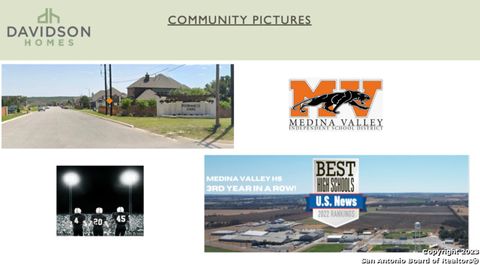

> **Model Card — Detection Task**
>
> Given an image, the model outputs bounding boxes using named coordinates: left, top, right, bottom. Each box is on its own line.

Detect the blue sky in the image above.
left=2, top=64, right=231, bottom=97
left=205, top=156, right=469, bottom=194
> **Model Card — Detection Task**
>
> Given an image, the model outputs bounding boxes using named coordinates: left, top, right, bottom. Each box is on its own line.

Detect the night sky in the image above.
left=57, top=166, right=144, bottom=214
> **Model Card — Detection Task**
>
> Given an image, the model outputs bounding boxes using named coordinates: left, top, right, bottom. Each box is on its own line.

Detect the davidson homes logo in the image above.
left=289, top=79, right=383, bottom=131
left=6, top=8, right=92, bottom=47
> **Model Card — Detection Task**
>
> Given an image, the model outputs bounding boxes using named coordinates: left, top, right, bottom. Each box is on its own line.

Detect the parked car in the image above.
left=38, top=106, right=46, bottom=111
left=8, top=105, right=17, bottom=113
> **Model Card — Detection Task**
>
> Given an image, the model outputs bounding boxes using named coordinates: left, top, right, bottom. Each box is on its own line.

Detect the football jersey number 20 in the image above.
left=94, top=218, right=103, bottom=225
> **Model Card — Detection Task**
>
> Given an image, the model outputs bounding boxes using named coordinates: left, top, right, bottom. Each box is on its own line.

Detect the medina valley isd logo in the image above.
left=6, top=8, right=92, bottom=47
left=289, top=80, right=383, bottom=131
left=305, top=159, right=367, bottom=228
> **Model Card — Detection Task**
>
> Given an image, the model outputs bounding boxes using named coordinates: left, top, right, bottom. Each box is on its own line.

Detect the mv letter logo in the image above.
left=37, top=8, right=60, bottom=24
left=290, top=80, right=382, bottom=117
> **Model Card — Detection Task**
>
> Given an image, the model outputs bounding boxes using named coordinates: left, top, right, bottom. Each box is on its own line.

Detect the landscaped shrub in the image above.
left=219, top=99, right=231, bottom=109
left=121, top=98, right=133, bottom=109
left=135, top=99, right=149, bottom=110
left=119, top=98, right=156, bottom=117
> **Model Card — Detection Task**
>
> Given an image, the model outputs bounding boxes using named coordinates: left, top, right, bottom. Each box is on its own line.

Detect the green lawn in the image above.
left=384, top=231, right=428, bottom=239
left=79, top=109, right=233, bottom=141
left=371, top=244, right=429, bottom=252
left=2, top=112, right=27, bottom=121
left=205, top=246, right=236, bottom=252
left=303, top=244, right=345, bottom=252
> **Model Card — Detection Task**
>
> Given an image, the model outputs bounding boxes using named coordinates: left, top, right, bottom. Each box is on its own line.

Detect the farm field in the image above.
left=450, top=205, right=468, bottom=217
left=383, top=231, right=428, bottom=239
left=303, top=244, right=345, bottom=252
left=336, top=212, right=460, bottom=231
left=205, top=209, right=281, bottom=216
left=205, top=246, right=236, bottom=252
left=371, top=244, right=429, bottom=252
left=297, top=205, right=462, bottom=231
left=205, top=207, right=308, bottom=228
left=373, top=206, right=452, bottom=213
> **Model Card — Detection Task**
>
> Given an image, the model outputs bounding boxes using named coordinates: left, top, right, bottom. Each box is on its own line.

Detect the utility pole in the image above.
left=215, top=64, right=220, bottom=128
left=109, top=64, right=112, bottom=116
left=230, top=64, right=234, bottom=126
left=104, top=64, right=108, bottom=115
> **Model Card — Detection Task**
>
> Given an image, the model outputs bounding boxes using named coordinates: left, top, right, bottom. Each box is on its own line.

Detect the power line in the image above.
left=109, top=64, right=187, bottom=84
left=112, top=77, right=142, bottom=84
left=146, top=65, right=169, bottom=73
left=165, top=64, right=185, bottom=73
left=152, top=67, right=170, bottom=75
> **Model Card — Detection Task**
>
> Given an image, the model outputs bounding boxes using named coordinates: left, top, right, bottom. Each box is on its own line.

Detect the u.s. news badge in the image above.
left=306, top=159, right=367, bottom=228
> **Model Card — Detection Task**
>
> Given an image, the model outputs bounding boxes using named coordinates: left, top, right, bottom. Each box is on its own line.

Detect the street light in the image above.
left=63, top=172, right=80, bottom=214
left=120, top=169, right=139, bottom=214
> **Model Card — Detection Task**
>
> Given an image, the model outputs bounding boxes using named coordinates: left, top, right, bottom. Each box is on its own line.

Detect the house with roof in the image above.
left=91, top=87, right=126, bottom=110
left=127, top=73, right=216, bottom=117
left=127, top=73, right=186, bottom=98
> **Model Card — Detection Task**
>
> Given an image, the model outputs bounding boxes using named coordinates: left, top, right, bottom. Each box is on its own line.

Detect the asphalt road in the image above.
left=2, top=107, right=228, bottom=148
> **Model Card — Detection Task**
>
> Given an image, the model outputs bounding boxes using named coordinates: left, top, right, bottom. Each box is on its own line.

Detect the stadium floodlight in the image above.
left=63, top=172, right=81, bottom=214
left=120, top=169, right=140, bottom=214
left=120, top=170, right=139, bottom=186
left=63, top=172, right=80, bottom=187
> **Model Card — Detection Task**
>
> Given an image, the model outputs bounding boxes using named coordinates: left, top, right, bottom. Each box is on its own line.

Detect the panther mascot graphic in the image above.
left=292, top=90, right=371, bottom=114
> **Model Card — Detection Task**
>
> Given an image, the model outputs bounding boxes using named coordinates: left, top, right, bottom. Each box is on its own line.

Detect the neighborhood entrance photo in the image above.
left=2, top=64, right=234, bottom=148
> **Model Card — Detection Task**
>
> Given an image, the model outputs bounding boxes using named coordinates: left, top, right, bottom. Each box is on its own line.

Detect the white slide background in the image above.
left=0, top=61, right=478, bottom=264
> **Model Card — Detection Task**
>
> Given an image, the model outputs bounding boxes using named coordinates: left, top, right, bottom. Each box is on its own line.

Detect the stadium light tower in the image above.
left=120, top=169, right=139, bottom=214
left=63, top=172, right=80, bottom=214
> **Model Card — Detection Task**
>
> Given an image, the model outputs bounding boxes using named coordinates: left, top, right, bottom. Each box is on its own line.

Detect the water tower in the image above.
left=414, top=221, right=421, bottom=252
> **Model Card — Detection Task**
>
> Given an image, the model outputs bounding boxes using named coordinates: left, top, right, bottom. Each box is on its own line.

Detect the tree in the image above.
left=219, top=98, right=231, bottom=109
left=79, top=96, right=90, bottom=109
left=169, top=87, right=211, bottom=96
left=2, top=96, right=27, bottom=110
left=205, top=75, right=231, bottom=101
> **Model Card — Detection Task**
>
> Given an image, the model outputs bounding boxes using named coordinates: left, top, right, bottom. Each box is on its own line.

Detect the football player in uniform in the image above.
left=112, top=206, right=129, bottom=236
left=70, top=208, right=86, bottom=236
left=90, top=207, right=108, bottom=236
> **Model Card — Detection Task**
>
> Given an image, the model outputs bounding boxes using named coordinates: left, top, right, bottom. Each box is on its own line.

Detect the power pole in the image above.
left=230, top=64, right=234, bottom=126
left=104, top=64, right=108, bottom=115
left=215, top=64, right=220, bottom=128
left=109, top=64, right=112, bottom=116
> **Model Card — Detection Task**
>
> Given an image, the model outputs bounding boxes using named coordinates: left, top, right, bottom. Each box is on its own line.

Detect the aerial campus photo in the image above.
left=57, top=166, right=144, bottom=236
left=1, top=64, right=233, bottom=148
left=204, top=156, right=469, bottom=252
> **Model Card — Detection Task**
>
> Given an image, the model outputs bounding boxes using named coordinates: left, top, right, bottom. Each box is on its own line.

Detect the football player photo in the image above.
left=56, top=166, right=144, bottom=236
